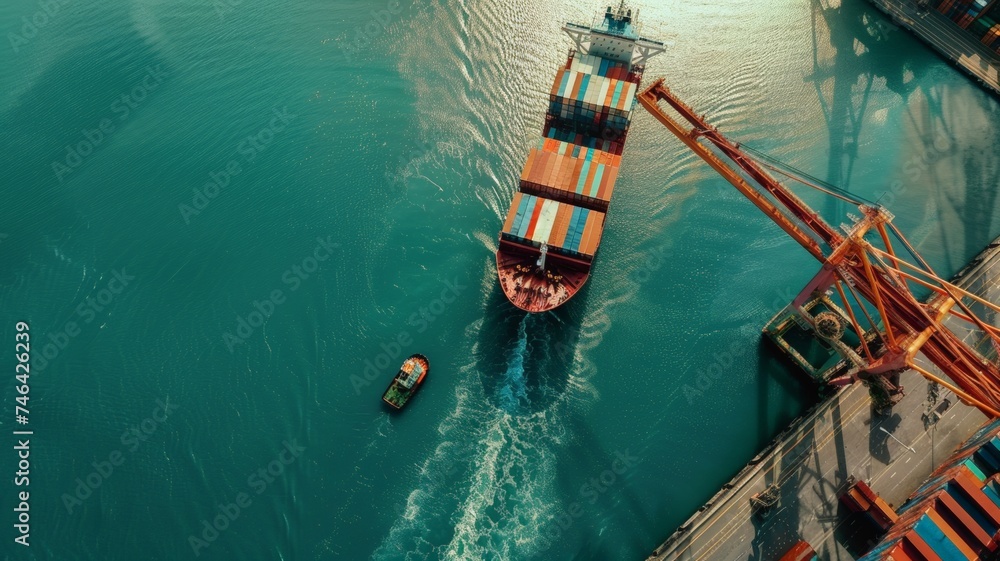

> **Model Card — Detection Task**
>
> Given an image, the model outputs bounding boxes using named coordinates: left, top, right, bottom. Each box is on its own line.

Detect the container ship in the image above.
left=495, top=3, right=665, bottom=312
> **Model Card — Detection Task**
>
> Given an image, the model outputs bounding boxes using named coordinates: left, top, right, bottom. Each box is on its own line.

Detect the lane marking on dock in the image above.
left=656, top=247, right=1000, bottom=560
left=675, top=390, right=874, bottom=561
left=677, top=368, right=983, bottom=561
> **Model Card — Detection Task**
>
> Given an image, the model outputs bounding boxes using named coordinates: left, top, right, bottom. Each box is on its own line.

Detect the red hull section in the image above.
left=496, top=247, right=590, bottom=313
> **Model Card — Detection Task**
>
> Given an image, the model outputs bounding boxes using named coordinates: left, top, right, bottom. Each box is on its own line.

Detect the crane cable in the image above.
left=739, top=143, right=879, bottom=207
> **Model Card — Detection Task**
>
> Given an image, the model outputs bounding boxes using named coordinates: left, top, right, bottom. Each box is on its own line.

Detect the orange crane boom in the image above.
left=638, top=78, right=1000, bottom=417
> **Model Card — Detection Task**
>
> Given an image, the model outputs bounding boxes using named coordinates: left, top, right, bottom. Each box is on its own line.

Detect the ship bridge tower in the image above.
left=563, top=2, right=666, bottom=67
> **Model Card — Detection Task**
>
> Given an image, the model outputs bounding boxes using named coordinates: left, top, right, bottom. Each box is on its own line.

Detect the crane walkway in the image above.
left=647, top=237, right=1000, bottom=561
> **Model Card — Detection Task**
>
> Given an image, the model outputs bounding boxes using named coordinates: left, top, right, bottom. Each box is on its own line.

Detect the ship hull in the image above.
left=496, top=246, right=590, bottom=313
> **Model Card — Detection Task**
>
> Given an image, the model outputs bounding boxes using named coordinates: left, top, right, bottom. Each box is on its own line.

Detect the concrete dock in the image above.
left=648, top=237, right=1000, bottom=561
left=867, top=0, right=1000, bottom=96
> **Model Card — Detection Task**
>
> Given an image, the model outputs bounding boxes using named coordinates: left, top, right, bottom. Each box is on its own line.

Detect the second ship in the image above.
left=495, top=3, right=664, bottom=312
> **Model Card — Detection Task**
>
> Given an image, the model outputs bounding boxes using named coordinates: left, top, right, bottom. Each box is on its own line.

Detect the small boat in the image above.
left=382, top=354, right=429, bottom=410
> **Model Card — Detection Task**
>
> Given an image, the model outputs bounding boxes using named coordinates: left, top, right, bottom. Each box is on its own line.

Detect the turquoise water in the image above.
left=1, top=0, right=998, bottom=559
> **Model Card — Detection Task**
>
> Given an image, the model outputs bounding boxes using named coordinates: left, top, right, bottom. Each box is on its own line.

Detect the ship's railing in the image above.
left=636, top=36, right=666, bottom=47
left=498, top=237, right=594, bottom=268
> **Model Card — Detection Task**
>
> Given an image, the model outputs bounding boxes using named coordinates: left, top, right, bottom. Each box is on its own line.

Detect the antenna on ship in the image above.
left=537, top=243, right=548, bottom=270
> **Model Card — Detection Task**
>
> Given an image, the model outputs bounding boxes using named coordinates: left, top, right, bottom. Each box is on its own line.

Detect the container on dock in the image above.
left=933, top=0, right=1000, bottom=48
left=936, top=0, right=989, bottom=28
left=859, top=418, right=1000, bottom=560
left=840, top=478, right=898, bottom=531
left=981, top=22, right=1000, bottom=52
left=500, top=192, right=605, bottom=262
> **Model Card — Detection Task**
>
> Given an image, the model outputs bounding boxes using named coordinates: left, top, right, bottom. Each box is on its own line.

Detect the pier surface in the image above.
left=867, top=0, right=1000, bottom=96
left=648, top=238, right=1000, bottom=561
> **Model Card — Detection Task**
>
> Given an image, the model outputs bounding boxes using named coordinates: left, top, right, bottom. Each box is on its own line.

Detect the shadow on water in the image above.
left=808, top=0, right=928, bottom=220
left=474, top=278, right=589, bottom=415
left=755, top=336, right=820, bottom=448
left=549, top=420, right=659, bottom=560
left=930, top=92, right=1000, bottom=267
left=0, top=23, right=166, bottom=282
left=817, top=0, right=1000, bottom=273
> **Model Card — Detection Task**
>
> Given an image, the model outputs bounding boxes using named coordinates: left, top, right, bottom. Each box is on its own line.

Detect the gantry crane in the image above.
left=638, top=80, right=1000, bottom=417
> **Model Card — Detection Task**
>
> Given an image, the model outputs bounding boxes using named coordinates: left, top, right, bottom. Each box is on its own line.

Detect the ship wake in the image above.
left=370, top=313, right=597, bottom=561
left=497, top=314, right=531, bottom=412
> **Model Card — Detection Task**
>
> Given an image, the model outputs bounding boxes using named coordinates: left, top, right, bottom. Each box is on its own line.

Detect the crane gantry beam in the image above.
left=638, top=78, right=1000, bottom=417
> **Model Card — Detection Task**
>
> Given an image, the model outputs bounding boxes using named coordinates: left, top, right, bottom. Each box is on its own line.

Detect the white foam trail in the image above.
left=372, top=315, right=581, bottom=560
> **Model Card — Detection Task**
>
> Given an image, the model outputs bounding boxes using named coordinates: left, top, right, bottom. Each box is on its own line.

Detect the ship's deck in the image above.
left=496, top=249, right=589, bottom=313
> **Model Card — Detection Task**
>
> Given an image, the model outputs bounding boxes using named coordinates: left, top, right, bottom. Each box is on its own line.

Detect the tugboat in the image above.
left=382, top=354, right=429, bottom=410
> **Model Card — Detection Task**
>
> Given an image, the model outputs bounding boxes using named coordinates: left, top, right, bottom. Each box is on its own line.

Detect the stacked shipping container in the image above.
left=934, top=0, right=1000, bottom=53
left=518, top=139, right=621, bottom=212
left=501, top=193, right=605, bottom=259
left=983, top=22, right=1000, bottom=50
left=499, top=47, right=641, bottom=266
left=860, top=418, right=1000, bottom=560
left=937, top=0, right=990, bottom=29
left=547, top=67, right=638, bottom=140
left=841, top=480, right=899, bottom=531
left=567, top=52, right=635, bottom=81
